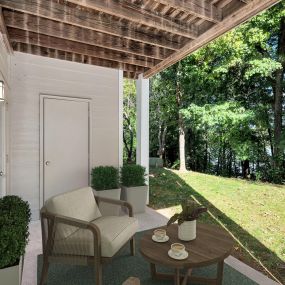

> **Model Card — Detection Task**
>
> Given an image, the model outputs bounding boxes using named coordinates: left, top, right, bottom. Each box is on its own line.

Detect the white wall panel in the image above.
left=9, top=52, right=121, bottom=219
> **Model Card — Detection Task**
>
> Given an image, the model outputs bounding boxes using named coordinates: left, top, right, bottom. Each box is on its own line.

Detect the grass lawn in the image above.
left=149, top=167, right=285, bottom=284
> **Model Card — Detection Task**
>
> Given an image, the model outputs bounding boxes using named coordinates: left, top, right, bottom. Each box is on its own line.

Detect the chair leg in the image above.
left=130, top=237, right=135, bottom=256
left=39, top=255, right=49, bottom=285
left=95, top=260, right=103, bottom=285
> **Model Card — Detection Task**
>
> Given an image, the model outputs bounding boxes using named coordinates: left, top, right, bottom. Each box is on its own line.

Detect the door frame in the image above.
left=40, top=94, right=92, bottom=208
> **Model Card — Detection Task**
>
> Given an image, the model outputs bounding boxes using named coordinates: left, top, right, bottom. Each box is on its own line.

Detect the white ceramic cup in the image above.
left=171, top=243, right=185, bottom=257
left=153, top=229, right=166, bottom=240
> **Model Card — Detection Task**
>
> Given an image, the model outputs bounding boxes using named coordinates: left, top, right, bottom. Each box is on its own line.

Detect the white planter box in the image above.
left=94, top=188, right=121, bottom=216
left=178, top=220, right=196, bottom=241
left=0, top=256, right=23, bottom=285
left=121, top=186, right=148, bottom=214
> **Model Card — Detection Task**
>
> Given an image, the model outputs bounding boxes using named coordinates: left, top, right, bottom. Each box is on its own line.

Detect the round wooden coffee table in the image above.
left=140, top=224, right=234, bottom=285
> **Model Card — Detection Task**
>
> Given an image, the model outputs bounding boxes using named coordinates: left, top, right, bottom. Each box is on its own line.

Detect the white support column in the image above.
left=136, top=74, right=149, bottom=203
left=118, top=69, right=124, bottom=167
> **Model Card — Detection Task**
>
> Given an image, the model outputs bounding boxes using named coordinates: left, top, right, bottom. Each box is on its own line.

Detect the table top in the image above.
left=140, top=223, right=234, bottom=269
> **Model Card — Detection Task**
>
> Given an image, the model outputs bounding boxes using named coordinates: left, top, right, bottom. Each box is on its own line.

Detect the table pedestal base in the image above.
left=150, top=261, right=224, bottom=285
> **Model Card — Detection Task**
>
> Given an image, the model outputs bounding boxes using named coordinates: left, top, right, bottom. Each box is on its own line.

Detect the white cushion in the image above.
left=45, top=187, right=101, bottom=238
left=53, top=216, right=138, bottom=257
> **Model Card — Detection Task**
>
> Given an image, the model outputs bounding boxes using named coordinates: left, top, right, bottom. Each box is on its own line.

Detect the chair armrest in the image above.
left=41, top=210, right=101, bottom=244
left=56, top=214, right=100, bottom=236
left=95, top=196, right=134, bottom=217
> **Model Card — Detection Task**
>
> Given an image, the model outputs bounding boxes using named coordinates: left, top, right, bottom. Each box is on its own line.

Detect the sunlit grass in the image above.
left=149, top=167, right=285, bottom=284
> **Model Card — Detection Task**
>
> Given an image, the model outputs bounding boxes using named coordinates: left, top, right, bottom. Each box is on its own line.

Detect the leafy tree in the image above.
left=150, top=73, right=178, bottom=164
left=149, top=1, right=285, bottom=182
left=123, top=79, right=136, bottom=163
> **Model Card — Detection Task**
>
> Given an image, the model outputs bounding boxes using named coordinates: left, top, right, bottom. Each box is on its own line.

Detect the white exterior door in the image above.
left=0, top=99, right=6, bottom=197
left=42, top=97, right=90, bottom=202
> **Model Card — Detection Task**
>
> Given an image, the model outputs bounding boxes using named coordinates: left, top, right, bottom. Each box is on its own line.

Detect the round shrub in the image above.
left=91, top=166, right=119, bottom=190
left=121, top=164, right=146, bottom=187
left=0, top=195, right=31, bottom=269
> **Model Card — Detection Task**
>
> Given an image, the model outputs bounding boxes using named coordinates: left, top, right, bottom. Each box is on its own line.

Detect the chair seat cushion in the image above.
left=53, top=216, right=138, bottom=258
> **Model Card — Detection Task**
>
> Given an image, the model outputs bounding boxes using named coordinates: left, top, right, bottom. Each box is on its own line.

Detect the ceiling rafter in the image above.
left=0, top=7, right=13, bottom=54
left=3, top=10, right=172, bottom=60
left=66, top=0, right=198, bottom=38
left=12, top=42, right=143, bottom=78
left=0, top=0, right=183, bottom=50
left=153, top=0, right=222, bottom=23
left=8, top=27, right=159, bottom=68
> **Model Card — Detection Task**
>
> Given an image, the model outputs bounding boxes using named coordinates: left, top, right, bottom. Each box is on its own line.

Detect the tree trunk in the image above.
left=204, top=140, right=208, bottom=172
left=267, top=126, right=274, bottom=158
left=123, top=110, right=135, bottom=163
left=176, top=62, right=187, bottom=171
left=272, top=17, right=285, bottom=178
left=158, top=124, right=167, bottom=160
left=242, top=159, right=250, bottom=179
left=228, top=149, right=233, bottom=177
left=179, top=116, right=186, bottom=171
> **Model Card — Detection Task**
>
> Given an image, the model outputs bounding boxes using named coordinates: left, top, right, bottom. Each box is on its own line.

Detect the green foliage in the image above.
left=258, top=167, right=284, bottom=184
left=181, top=102, right=255, bottom=161
left=149, top=2, right=285, bottom=182
left=167, top=200, right=207, bottom=226
left=91, top=166, right=119, bottom=190
left=121, top=164, right=146, bottom=187
left=171, top=159, right=180, bottom=170
left=123, top=79, right=136, bottom=163
left=245, top=58, right=282, bottom=79
left=0, top=196, right=31, bottom=269
left=149, top=74, right=178, bottom=162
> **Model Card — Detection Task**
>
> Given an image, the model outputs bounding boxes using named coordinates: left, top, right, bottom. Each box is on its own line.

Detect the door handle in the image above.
left=0, top=171, right=4, bottom=176
left=45, top=161, right=51, bottom=166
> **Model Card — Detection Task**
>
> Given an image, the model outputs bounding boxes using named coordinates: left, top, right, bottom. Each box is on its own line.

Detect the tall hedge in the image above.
left=0, top=196, right=31, bottom=269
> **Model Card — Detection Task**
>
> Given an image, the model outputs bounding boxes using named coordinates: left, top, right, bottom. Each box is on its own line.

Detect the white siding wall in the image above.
left=9, top=52, right=121, bottom=219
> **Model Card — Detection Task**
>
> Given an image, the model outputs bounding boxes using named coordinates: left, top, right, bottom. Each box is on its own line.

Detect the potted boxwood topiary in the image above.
left=0, top=195, right=31, bottom=285
left=167, top=200, right=207, bottom=241
left=121, top=164, right=147, bottom=213
left=91, top=166, right=121, bottom=216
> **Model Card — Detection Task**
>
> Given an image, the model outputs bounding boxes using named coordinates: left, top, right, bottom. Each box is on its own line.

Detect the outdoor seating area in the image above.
left=20, top=204, right=279, bottom=285
left=0, top=0, right=284, bottom=284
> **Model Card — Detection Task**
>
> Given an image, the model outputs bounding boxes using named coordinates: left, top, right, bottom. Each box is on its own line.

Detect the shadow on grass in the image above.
left=149, top=167, right=284, bottom=284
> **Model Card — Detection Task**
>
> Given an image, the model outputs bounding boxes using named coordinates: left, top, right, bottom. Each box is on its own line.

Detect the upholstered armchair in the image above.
left=40, top=187, right=138, bottom=285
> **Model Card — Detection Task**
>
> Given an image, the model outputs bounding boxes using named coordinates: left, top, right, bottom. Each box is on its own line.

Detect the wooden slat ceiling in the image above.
left=0, top=0, right=281, bottom=79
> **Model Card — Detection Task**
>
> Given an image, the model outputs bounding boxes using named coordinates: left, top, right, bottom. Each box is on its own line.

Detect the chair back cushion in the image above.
left=45, top=187, right=101, bottom=238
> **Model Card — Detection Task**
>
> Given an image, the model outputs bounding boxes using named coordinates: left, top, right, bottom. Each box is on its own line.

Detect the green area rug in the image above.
left=37, top=230, right=257, bottom=285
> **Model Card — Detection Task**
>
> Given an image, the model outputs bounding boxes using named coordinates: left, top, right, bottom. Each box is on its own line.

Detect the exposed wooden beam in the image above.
left=144, top=0, right=281, bottom=78
left=66, top=0, right=198, bottom=38
left=153, top=0, right=222, bottom=23
left=4, top=10, right=173, bottom=60
left=0, top=7, right=13, bottom=53
left=123, top=71, right=139, bottom=80
left=221, top=0, right=247, bottom=18
left=0, top=0, right=182, bottom=50
left=8, top=27, right=159, bottom=68
left=12, top=42, right=145, bottom=77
